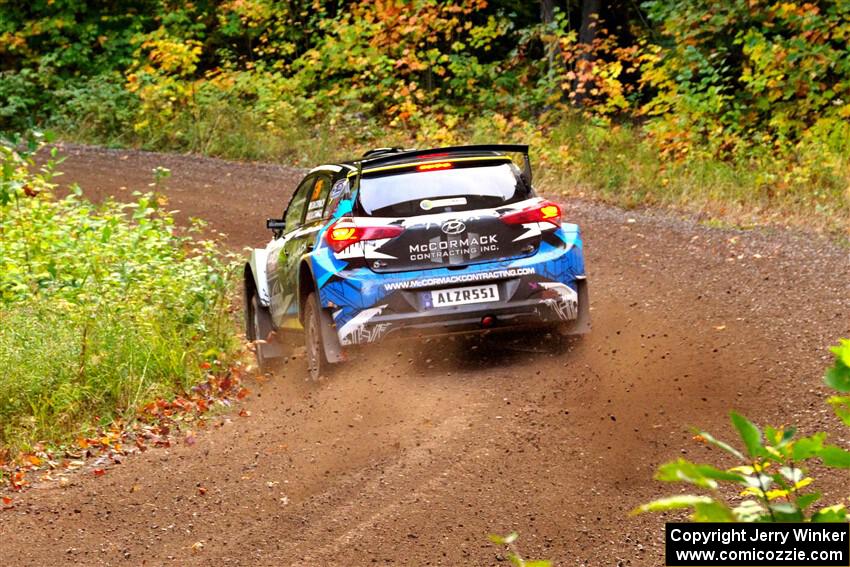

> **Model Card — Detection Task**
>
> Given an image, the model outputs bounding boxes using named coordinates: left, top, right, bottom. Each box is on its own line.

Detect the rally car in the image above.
left=244, top=144, right=589, bottom=379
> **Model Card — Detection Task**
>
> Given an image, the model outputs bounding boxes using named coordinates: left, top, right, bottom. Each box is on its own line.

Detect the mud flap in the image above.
left=260, top=333, right=287, bottom=359
left=318, top=307, right=345, bottom=364
left=560, top=278, right=591, bottom=335
left=246, top=292, right=287, bottom=362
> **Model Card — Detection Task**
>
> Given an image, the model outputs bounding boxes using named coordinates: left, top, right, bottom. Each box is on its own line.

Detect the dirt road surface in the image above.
left=2, top=144, right=849, bottom=566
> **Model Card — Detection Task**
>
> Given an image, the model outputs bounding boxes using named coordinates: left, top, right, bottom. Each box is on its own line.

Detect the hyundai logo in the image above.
left=441, top=220, right=466, bottom=235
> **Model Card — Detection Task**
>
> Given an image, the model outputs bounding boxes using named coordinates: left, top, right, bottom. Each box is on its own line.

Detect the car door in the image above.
left=267, top=174, right=315, bottom=327
left=280, top=172, right=335, bottom=324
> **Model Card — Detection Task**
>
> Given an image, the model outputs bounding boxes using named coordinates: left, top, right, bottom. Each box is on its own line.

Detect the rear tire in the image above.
left=246, top=292, right=277, bottom=371
left=304, top=292, right=330, bottom=381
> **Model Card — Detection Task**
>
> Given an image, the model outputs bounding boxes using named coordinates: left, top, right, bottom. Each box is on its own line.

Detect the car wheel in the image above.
left=304, top=292, right=329, bottom=381
left=246, top=292, right=276, bottom=370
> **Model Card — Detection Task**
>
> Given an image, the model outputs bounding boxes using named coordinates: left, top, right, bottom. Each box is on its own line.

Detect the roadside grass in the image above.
left=49, top=99, right=850, bottom=236
left=0, top=135, right=238, bottom=454
left=532, top=117, right=850, bottom=233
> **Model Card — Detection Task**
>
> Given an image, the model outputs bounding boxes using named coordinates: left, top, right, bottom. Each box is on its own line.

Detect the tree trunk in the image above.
left=540, top=0, right=561, bottom=101
left=540, top=0, right=555, bottom=25
left=574, top=0, right=602, bottom=106
left=579, top=0, right=601, bottom=46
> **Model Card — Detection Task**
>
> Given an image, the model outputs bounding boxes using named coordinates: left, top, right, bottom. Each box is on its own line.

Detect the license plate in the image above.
left=430, top=284, right=499, bottom=308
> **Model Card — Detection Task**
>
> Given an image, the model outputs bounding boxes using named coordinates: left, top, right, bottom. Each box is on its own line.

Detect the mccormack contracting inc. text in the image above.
left=665, top=523, right=849, bottom=566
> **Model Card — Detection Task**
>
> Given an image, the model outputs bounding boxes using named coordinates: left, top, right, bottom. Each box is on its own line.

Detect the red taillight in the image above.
left=501, top=200, right=562, bottom=226
left=417, top=161, right=453, bottom=171
left=325, top=219, right=404, bottom=253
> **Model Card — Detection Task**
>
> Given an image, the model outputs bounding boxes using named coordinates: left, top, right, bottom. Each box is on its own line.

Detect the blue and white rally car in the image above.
left=244, top=145, right=589, bottom=378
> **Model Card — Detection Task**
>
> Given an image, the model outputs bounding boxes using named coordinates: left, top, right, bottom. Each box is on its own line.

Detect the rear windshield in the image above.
left=357, top=162, right=531, bottom=216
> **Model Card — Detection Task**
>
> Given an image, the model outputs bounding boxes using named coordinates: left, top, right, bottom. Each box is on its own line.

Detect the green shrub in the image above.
left=488, top=532, right=552, bottom=567
left=48, top=73, right=140, bottom=146
left=635, top=340, right=850, bottom=523
left=0, top=134, right=236, bottom=451
left=0, top=69, right=45, bottom=132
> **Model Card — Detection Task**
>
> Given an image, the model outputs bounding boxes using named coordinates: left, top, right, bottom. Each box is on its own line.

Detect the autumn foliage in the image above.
left=1, top=1, right=848, bottom=226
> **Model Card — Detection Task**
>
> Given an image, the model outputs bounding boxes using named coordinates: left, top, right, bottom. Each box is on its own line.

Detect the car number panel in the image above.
left=429, top=284, right=499, bottom=308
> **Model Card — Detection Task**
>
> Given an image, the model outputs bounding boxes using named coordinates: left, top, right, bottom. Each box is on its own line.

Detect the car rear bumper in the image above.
left=337, top=277, right=589, bottom=345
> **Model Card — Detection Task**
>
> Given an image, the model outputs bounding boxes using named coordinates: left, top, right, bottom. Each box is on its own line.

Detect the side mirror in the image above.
left=266, top=218, right=286, bottom=231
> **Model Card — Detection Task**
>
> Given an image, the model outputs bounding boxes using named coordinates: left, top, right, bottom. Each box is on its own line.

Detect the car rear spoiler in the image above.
left=355, top=144, right=533, bottom=185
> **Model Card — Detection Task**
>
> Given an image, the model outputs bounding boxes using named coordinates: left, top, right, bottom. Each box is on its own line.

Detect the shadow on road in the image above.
left=337, top=329, right=581, bottom=379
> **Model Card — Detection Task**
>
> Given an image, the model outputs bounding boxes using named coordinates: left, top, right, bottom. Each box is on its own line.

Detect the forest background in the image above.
left=1, top=0, right=849, bottom=231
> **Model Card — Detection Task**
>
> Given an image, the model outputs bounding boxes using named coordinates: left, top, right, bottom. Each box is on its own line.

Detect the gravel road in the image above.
left=1, top=143, right=848, bottom=566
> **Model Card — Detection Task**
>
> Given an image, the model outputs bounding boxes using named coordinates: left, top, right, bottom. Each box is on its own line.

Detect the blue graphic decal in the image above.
left=317, top=233, right=586, bottom=329
left=312, top=247, right=348, bottom=288
left=334, top=199, right=353, bottom=218
left=556, top=224, right=581, bottom=248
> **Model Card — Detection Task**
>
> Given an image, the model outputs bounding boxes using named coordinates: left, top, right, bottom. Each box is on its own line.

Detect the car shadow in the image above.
left=271, top=328, right=583, bottom=384
left=391, top=329, right=581, bottom=375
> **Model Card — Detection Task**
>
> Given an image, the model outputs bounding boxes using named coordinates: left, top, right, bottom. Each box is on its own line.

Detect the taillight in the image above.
left=417, top=161, right=453, bottom=171
left=325, top=219, right=404, bottom=253
left=501, top=200, right=562, bottom=226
